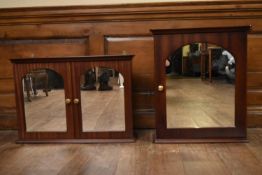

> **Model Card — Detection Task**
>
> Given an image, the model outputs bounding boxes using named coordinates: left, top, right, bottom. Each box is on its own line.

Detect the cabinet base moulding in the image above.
left=16, top=138, right=136, bottom=144
left=154, top=137, right=248, bottom=144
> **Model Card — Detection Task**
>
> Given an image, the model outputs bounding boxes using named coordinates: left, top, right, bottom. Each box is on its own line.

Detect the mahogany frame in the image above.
left=151, top=26, right=251, bottom=143
left=11, top=55, right=134, bottom=143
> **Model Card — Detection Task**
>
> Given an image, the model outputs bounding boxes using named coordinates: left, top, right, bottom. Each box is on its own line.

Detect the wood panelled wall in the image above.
left=0, top=0, right=262, bottom=129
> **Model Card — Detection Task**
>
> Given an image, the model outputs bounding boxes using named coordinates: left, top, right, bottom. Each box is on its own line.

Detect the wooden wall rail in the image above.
left=0, top=1, right=262, bottom=25
left=0, top=0, right=262, bottom=129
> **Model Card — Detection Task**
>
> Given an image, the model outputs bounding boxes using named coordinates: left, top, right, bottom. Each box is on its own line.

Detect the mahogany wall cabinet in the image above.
left=11, top=55, right=134, bottom=143
left=151, top=26, right=250, bottom=143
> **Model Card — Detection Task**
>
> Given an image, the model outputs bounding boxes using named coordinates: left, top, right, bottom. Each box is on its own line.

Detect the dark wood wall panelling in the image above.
left=0, top=38, right=89, bottom=128
left=247, top=34, right=262, bottom=127
left=104, top=36, right=155, bottom=127
left=0, top=0, right=262, bottom=129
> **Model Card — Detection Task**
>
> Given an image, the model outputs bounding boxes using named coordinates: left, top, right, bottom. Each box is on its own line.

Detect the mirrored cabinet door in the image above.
left=22, top=68, right=67, bottom=132
left=166, top=43, right=235, bottom=129
left=13, top=63, right=74, bottom=141
left=151, top=26, right=250, bottom=142
left=79, top=67, right=126, bottom=132
left=72, top=59, right=133, bottom=140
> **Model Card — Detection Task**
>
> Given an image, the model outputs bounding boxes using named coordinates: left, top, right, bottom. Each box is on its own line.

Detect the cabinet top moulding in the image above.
left=10, top=55, right=134, bottom=64
left=151, top=25, right=252, bottom=35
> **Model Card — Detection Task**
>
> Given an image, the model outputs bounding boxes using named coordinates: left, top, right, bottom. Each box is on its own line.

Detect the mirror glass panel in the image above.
left=166, top=43, right=235, bottom=128
left=80, top=67, right=125, bottom=132
left=23, top=68, right=67, bottom=132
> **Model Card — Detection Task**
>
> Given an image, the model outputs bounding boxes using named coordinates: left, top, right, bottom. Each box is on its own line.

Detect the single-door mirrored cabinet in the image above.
left=151, top=26, right=251, bottom=143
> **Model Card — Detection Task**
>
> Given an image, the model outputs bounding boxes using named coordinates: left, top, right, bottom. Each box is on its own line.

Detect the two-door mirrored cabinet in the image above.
left=151, top=26, right=250, bottom=143
left=11, top=55, right=134, bottom=143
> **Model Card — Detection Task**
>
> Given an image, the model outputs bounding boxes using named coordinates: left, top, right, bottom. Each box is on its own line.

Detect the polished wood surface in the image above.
left=0, top=129, right=262, bottom=174
left=166, top=78, right=234, bottom=128
left=0, top=0, right=262, bottom=129
left=152, top=26, right=249, bottom=141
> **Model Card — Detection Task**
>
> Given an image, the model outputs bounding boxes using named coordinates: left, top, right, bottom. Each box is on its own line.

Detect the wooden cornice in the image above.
left=0, top=0, right=262, bottom=25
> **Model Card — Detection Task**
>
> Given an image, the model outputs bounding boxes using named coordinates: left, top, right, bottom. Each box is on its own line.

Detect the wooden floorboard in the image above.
left=0, top=129, right=261, bottom=175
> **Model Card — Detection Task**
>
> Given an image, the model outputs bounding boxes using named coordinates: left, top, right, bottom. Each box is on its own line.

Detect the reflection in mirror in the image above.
left=166, top=43, right=235, bottom=128
left=23, top=69, right=67, bottom=132
left=80, top=67, right=125, bottom=132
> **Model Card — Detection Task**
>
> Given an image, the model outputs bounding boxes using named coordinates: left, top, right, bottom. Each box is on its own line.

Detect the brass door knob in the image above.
left=73, top=98, right=80, bottom=104
left=158, top=85, right=164, bottom=91
left=65, top=98, right=71, bottom=104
